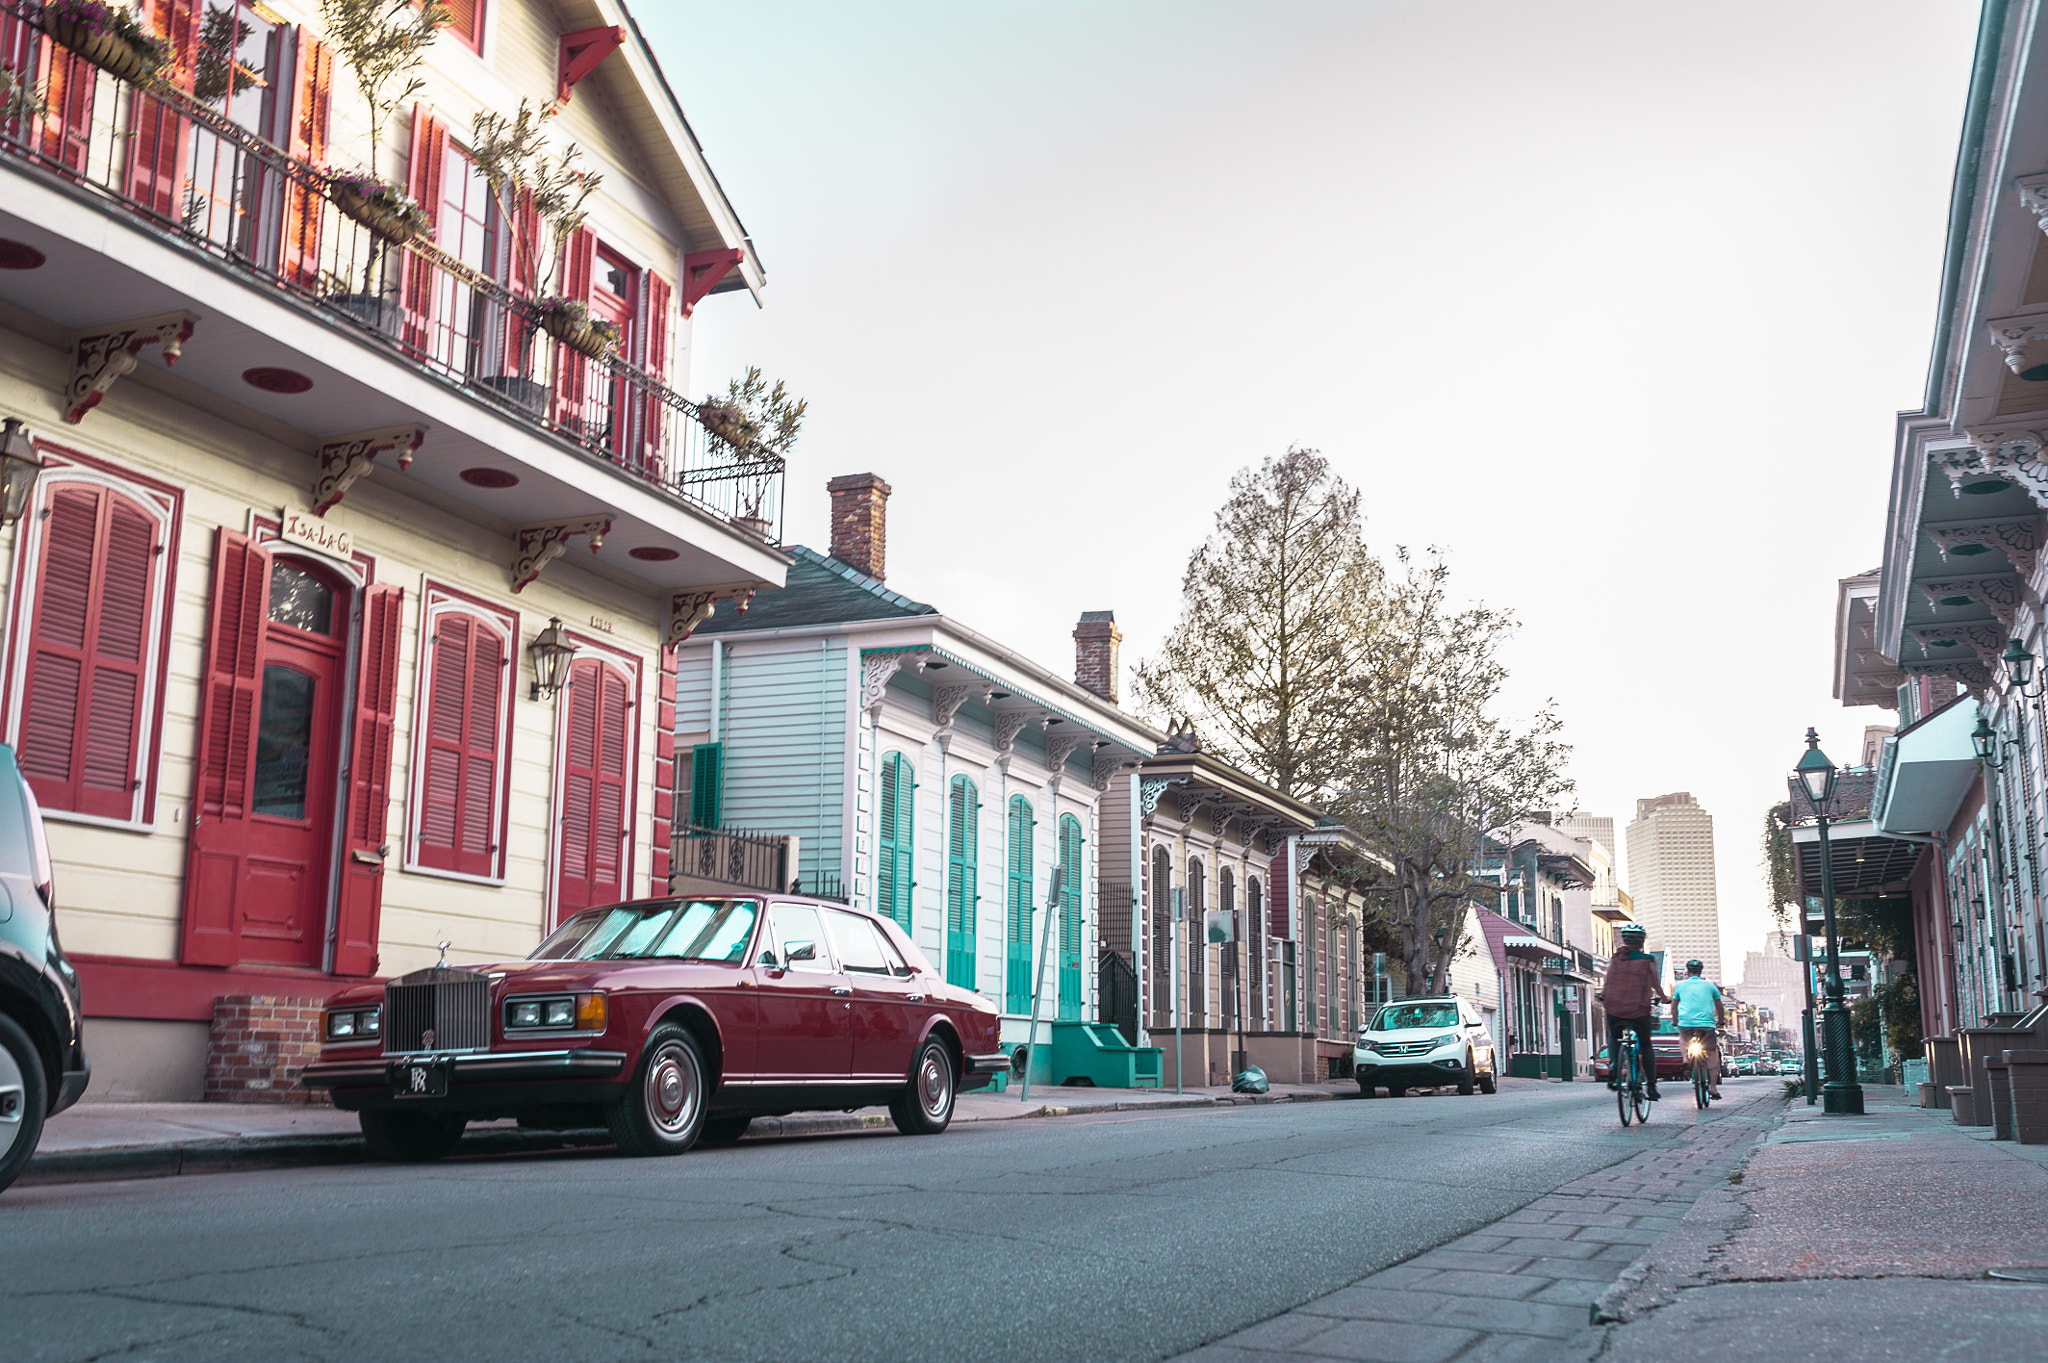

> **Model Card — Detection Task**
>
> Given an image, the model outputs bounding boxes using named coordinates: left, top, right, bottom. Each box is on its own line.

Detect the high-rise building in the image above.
left=1557, top=813, right=1619, bottom=882
left=1625, top=793, right=1723, bottom=985
left=1737, top=932, right=1808, bottom=1035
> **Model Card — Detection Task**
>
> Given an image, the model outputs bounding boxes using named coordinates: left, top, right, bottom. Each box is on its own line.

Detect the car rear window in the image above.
left=527, top=900, right=760, bottom=962
left=1373, top=1003, right=1458, bottom=1031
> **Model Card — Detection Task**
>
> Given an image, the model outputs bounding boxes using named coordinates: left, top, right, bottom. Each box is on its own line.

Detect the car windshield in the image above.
left=529, top=899, right=760, bottom=962
left=1373, top=1003, right=1457, bottom=1031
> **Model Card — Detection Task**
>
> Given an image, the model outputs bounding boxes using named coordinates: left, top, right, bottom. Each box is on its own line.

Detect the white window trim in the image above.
left=402, top=585, right=517, bottom=886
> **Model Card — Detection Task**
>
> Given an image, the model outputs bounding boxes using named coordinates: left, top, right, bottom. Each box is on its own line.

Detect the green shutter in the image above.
left=947, top=777, right=978, bottom=989
left=878, top=753, right=914, bottom=931
left=1006, top=796, right=1034, bottom=1013
left=1057, top=814, right=1084, bottom=1020
left=689, top=742, right=724, bottom=829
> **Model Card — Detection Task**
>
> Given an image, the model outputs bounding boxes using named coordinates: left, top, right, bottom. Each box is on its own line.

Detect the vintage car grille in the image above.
left=383, top=968, right=491, bottom=1054
left=1375, top=1041, right=1436, bottom=1057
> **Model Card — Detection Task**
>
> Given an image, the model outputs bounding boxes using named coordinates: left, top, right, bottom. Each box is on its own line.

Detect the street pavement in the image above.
left=4, top=1076, right=1738, bottom=1362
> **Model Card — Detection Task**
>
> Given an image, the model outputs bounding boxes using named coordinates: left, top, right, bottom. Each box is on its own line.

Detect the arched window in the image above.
left=947, top=776, right=978, bottom=989
left=1187, top=856, right=1206, bottom=1025
left=1005, top=795, right=1035, bottom=1013
left=408, top=586, right=516, bottom=881
left=1150, top=845, right=1173, bottom=1027
left=1057, top=814, right=1084, bottom=1019
left=877, top=752, right=914, bottom=930
left=1219, top=867, right=1237, bottom=1032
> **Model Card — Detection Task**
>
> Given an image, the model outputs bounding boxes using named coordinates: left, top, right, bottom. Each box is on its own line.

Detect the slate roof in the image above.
left=695, top=546, right=937, bottom=634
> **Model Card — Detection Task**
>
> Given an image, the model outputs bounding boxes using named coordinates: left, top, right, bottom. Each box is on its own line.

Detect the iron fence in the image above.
left=670, top=824, right=789, bottom=895
left=0, top=7, right=781, bottom=534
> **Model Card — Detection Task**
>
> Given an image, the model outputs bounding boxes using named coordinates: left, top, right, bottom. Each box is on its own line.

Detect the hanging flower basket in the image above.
left=698, top=400, right=760, bottom=450
left=535, top=297, right=621, bottom=361
left=329, top=171, right=432, bottom=246
left=43, top=3, right=171, bottom=85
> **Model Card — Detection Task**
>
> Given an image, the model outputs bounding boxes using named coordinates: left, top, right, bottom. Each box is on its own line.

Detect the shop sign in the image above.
left=280, top=509, right=353, bottom=562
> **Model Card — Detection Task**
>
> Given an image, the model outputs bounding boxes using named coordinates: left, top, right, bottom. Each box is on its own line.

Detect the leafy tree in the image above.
left=1133, top=448, right=1380, bottom=799
left=467, top=99, right=601, bottom=297
left=320, top=0, right=448, bottom=177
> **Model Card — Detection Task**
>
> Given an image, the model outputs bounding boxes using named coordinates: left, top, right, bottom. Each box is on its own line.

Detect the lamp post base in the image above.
left=1823, top=1082, right=1865, bottom=1115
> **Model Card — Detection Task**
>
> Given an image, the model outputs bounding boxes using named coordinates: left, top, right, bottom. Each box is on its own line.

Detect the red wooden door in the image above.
left=555, top=656, right=633, bottom=918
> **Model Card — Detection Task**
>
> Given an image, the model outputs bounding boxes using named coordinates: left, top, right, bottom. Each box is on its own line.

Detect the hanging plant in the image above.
left=317, top=0, right=448, bottom=178
left=700, top=368, right=806, bottom=460
left=468, top=99, right=602, bottom=298
left=534, top=295, right=620, bottom=360
left=42, top=1, right=172, bottom=85
left=328, top=168, right=434, bottom=244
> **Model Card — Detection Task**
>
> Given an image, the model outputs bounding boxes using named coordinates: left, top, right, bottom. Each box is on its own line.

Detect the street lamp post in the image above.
left=1794, top=728, right=1864, bottom=1115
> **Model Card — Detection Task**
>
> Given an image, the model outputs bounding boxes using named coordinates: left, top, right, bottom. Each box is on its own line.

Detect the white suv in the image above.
left=1355, top=996, right=1498, bottom=1097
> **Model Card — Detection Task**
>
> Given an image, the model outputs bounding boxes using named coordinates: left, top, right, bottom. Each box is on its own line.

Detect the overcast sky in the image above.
left=643, top=1, right=1980, bottom=976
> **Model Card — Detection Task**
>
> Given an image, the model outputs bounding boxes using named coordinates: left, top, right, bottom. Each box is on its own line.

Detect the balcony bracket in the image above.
left=512, top=515, right=613, bottom=594
left=665, top=583, right=760, bottom=646
left=1917, top=572, right=2025, bottom=626
left=682, top=249, right=746, bottom=317
left=1924, top=515, right=2040, bottom=577
left=2017, top=172, right=2048, bottom=239
left=558, top=26, right=625, bottom=104
left=1942, top=428, right=2048, bottom=509
left=65, top=312, right=197, bottom=423
left=311, top=424, right=428, bottom=516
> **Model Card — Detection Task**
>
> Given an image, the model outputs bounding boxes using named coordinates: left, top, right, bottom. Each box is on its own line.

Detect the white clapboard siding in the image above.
left=717, top=637, right=845, bottom=890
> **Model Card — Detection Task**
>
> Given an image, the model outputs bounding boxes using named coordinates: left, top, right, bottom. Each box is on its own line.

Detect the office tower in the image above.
left=1625, top=793, right=1723, bottom=985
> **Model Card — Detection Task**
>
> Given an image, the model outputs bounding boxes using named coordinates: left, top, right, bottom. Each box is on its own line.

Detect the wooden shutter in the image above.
left=550, top=227, right=597, bottom=427
left=281, top=37, right=334, bottom=287
left=560, top=666, right=596, bottom=901
left=1057, top=815, right=1082, bottom=1019
left=688, top=740, right=723, bottom=828
left=15, top=484, right=159, bottom=821
left=877, top=753, right=912, bottom=930
left=417, top=611, right=504, bottom=877
left=401, top=105, right=448, bottom=352
left=636, top=270, right=672, bottom=473
left=179, top=528, right=270, bottom=967
left=38, top=32, right=97, bottom=175
left=121, top=0, right=200, bottom=215
left=592, top=664, right=629, bottom=896
left=1006, top=796, right=1033, bottom=1012
left=333, top=583, right=402, bottom=975
left=558, top=658, right=633, bottom=913
left=946, top=777, right=976, bottom=988
left=443, top=0, right=481, bottom=48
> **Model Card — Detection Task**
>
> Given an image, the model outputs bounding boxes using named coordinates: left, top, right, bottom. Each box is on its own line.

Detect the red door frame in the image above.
left=547, top=630, right=641, bottom=930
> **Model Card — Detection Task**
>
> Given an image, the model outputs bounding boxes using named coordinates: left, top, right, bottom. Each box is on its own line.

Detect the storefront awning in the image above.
left=1789, top=817, right=1925, bottom=898
left=1871, top=694, right=1979, bottom=835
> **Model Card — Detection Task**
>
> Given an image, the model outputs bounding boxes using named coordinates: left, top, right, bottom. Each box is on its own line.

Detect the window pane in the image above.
left=770, top=902, right=832, bottom=971
left=530, top=910, right=604, bottom=959
left=605, top=904, right=681, bottom=958
left=268, top=561, right=333, bottom=634
left=827, top=910, right=893, bottom=975
left=682, top=900, right=760, bottom=963
left=252, top=664, right=314, bottom=817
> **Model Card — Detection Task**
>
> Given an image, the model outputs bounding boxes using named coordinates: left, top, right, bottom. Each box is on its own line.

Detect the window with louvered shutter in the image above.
left=407, top=590, right=515, bottom=881
left=877, top=752, right=913, bottom=930
left=1005, top=795, right=1034, bottom=1013
left=946, top=775, right=977, bottom=989
left=11, top=477, right=172, bottom=823
left=443, top=0, right=483, bottom=49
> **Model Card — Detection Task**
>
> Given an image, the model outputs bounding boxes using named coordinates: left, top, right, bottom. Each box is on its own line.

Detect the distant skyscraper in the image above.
left=1558, top=813, right=1619, bottom=883
left=1737, top=932, right=1808, bottom=1034
left=1625, top=793, right=1723, bottom=985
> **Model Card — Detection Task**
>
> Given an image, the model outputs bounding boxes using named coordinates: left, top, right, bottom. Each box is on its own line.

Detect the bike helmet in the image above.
left=1686, top=958, right=1704, bottom=973
left=1620, top=924, right=1646, bottom=944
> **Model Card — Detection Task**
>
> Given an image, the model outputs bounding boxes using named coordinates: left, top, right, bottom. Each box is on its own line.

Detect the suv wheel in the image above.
left=1478, top=1066, right=1498, bottom=1095
left=0, top=1013, right=49, bottom=1194
left=1457, top=1054, right=1477, bottom=1096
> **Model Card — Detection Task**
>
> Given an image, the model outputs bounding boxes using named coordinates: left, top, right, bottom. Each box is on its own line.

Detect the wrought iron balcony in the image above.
left=0, top=6, right=781, bottom=536
left=670, top=824, right=795, bottom=896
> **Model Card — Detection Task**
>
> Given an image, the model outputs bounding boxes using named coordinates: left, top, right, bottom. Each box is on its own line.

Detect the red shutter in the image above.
left=401, top=105, right=448, bottom=354
left=559, top=663, right=596, bottom=905
left=122, top=0, right=199, bottom=216
left=16, top=485, right=160, bottom=822
left=637, top=270, right=672, bottom=474
left=549, top=228, right=597, bottom=428
left=444, top=0, right=481, bottom=49
left=334, top=582, right=402, bottom=975
left=281, top=37, right=334, bottom=287
left=463, top=623, right=504, bottom=874
left=593, top=665, right=629, bottom=893
left=180, top=528, right=270, bottom=967
left=417, top=611, right=504, bottom=878
left=38, top=35, right=97, bottom=175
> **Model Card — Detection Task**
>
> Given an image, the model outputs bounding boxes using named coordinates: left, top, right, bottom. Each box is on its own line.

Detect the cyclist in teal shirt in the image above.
left=1670, top=960, right=1725, bottom=1100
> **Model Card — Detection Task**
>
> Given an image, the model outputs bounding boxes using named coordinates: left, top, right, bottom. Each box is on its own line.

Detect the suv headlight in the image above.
left=1357, top=1039, right=1380, bottom=1053
left=1429, top=1032, right=1462, bottom=1050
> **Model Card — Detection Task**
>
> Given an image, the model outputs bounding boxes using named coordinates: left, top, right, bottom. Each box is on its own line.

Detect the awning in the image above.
left=1871, top=694, right=1980, bottom=835
left=1789, top=817, right=1925, bottom=898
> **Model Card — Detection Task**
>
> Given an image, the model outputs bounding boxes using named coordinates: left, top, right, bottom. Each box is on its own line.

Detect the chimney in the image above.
left=827, top=473, right=891, bottom=581
left=1074, top=610, right=1121, bottom=705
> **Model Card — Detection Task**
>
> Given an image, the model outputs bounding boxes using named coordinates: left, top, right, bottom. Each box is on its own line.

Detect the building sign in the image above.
left=588, top=614, right=615, bottom=634
left=280, top=510, right=353, bottom=562
left=1205, top=908, right=1235, bottom=944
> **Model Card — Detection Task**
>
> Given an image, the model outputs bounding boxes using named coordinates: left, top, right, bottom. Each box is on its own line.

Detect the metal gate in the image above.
left=1099, top=949, right=1139, bottom=1045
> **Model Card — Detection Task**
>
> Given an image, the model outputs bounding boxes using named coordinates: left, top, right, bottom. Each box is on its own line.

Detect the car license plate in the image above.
left=393, top=1059, right=449, bottom=1100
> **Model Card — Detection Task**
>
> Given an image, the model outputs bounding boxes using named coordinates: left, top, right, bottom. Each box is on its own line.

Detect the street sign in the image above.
left=1205, top=909, right=1234, bottom=944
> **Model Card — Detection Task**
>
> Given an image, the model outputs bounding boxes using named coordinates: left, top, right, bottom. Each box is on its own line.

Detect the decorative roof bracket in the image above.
left=1917, top=572, right=2025, bottom=626
left=1987, top=311, right=2048, bottom=376
left=511, top=515, right=612, bottom=593
left=1908, top=621, right=2008, bottom=665
left=1939, top=430, right=2048, bottom=509
left=1139, top=775, right=1190, bottom=819
left=311, top=424, right=426, bottom=516
left=1924, top=515, right=2040, bottom=578
left=65, top=312, right=197, bottom=423
left=665, top=583, right=760, bottom=646
left=682, top=249, right=746, bottom=317
left=2016, top=172, right=2048, bottom=238
left=557, top=26, right=625, bottom=103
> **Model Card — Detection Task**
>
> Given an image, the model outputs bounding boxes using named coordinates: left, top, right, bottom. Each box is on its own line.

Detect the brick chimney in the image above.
left=827, top=473, right=891, bottom=581
left=1074, top=611, right=1121, bottom=705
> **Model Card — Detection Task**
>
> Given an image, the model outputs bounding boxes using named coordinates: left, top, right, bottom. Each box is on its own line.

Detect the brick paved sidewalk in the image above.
left=1176, top=1088, right=1785, bottom=1362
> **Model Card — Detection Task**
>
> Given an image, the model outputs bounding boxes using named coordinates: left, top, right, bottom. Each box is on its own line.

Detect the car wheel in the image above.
left=698, top=1116, right=752, bottom=1146
left=1478, top=1068, right=1498, bottom=1095
left=0, top=1012, right=49, bottom=1194
left=607, top=1024, right=709, bottom=1156
left=1458, top=1054, right=1477, bottom=1095
left=359, top=1109, right=466, bottom=1162
left=1356, top=1080, right=1376, bottom=1098
left=1387, top=1085, right=1407, bottom=1097
left=889, top=1037, right=956, bottom=1135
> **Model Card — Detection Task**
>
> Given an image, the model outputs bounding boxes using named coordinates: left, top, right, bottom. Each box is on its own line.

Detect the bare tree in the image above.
left=1133, top=448, right=1380, bottom=799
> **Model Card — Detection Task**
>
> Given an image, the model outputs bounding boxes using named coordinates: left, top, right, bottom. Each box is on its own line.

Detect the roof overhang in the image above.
left=1870, top=694, right=1981, bottom=835
left=1134, top=753, right=1321, bottom=836
left=1788, top=817, right=1926, bottom=899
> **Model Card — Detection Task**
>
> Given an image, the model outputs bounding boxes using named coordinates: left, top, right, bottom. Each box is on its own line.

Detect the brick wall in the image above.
left=205, top=995, right=329, bottom=1104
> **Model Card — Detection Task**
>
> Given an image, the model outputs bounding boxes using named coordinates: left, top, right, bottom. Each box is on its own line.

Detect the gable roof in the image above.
left=696, top=546, right=936, bottom=633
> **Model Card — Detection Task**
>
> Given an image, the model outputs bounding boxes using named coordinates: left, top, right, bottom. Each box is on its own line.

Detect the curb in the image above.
left=22, top=1087, right=1346, bottom=1186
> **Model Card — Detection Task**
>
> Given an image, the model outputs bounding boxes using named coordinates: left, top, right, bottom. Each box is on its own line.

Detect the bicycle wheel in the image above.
left=1633, top=1065, right=1653, bottom=1124
left=1694, top=1056, right=1711, bottom=1109
left=1617, top=1043, right=1634, bottom=1127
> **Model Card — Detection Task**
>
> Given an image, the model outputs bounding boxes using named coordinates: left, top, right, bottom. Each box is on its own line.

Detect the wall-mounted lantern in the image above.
left=529, top=617, right=578, bottom=701
left=0, top=418, right=44, bottom=526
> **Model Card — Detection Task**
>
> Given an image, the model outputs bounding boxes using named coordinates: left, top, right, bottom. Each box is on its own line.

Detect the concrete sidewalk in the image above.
left=22, top=1074, right=1361, bottom=1186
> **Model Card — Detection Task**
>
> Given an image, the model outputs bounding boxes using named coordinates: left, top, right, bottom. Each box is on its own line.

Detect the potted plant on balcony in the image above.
left=42, top=1, right=172, bottom=85
left=700, top=368, right=805, bottom=538
left=319, top=0, right=447, bottom=185
left=468, top=100, right=604, bottom=357
left=327, top=168, right=432, bottom=246
left=535, top=296, right=622, bottom=360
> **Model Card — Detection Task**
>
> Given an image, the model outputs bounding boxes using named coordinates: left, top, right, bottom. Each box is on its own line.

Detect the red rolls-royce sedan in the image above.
left=302, top=894, right=1005, bottom=1161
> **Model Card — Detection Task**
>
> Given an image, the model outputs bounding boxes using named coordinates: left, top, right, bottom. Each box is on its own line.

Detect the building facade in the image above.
left=1625, top=793, right=1724, bottom=986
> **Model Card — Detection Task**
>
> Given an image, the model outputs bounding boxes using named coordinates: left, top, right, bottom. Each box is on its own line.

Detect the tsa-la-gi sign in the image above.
left=281, top=510, right=353, bottom=561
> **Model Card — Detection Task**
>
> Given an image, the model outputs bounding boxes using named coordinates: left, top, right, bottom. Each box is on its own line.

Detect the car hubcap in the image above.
left=0, top=1043, right=24, bottom=1162
left=645, top=1042, right=700, bottom=1137
left=919, top=1048, right=951, bottom=1119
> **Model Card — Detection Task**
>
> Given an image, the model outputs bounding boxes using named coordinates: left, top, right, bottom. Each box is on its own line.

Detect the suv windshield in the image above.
left=1373, top=1003, right=1458, bottom=1031
left=530, top=899, right=760, bottom=963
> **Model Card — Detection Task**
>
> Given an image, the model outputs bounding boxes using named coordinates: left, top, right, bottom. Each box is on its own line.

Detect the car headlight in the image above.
left=544, top=998, right=575, bottom=1027
left=505, top=993, right=606, bottom=1033
left=509, top=1000, right=544, bottom=1029
left=1430, top=1032, right=1462, bottom=1050
left=1357, top=1039, right=1380, bottom=1053
left=325, top=1007, right=380, bottom=1041
left=361, top=1008, right=380, bottom=1036
left=326, top=1010, right=354, bottom=1039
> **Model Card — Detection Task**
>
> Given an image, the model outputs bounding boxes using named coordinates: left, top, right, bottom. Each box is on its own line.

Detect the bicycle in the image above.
left=1688, top=1034, right=1712, bottom=1110
left=1615, top=1030, right=1653, bottom=1127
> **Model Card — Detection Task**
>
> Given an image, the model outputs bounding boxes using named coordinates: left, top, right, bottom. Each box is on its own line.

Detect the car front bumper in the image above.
left=1355, top=1052, right=1471, bottom=1087
left=302, top=1048, right=630, bottom=1110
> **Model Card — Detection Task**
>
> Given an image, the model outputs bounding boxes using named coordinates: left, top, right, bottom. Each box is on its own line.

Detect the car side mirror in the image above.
left=784, top=940, right=817, bottom=964
left=757, top=949, right=779, bottom=968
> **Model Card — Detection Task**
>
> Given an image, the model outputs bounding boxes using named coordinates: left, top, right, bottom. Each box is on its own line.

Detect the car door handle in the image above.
left=905, top=993, right=924, bottom=1003
left=830, top=986, right=852, bottom=996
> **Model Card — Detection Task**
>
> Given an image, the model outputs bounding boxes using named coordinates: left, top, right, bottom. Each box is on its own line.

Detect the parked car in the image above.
left=0, top=744, right=89, bottom=1194
left=303, top=895, right=1005, bottom=1160
left=1355, top=996, right=1497, bottom=1097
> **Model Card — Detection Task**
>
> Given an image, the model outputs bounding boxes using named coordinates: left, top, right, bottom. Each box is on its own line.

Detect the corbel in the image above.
left=557, top=25, right=625, bottom=103
left=664, top=582, right=760, bottom=646
left=1942, top=428, right=2048, bottom=510
left=861, top=652, right=912, bottom=716
left=1139, top=775, right=1191, bottom=819
left=1924, top=515, right=2040, bottom=578
left=681, top=248, right=746, bottom=317
left=2016, top=172, right=2048, bottom=239
left=310, top=424, right=427, bottom=516
left=1917, top=572, right=2025, bottom=626
left=1987, top=311, right=2048, bottom=378
left=511, top=514, right=612, bottom=593
left=65, top=312, right=197, bottom=423
left=991, top=708, right=1045, bottom=773
left=1908, top=621, right=2008, bottom=665
left=1090, top=751, right=1138, bottom=793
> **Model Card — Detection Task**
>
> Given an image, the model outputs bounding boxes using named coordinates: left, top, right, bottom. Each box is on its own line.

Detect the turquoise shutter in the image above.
left=688, top=742, right=724, bottom=829
left=877, top=753, right=914, bottom=930
left=947, top=777, right=978, bottom=988
left=1006, top=796, right=1034, bottom=1013
left=1057, top=814, right=1084, bottom=1019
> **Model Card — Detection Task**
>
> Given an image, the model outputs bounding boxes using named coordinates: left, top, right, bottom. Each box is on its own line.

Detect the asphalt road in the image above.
left=2, top=1082, right=1718, bottom=1362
